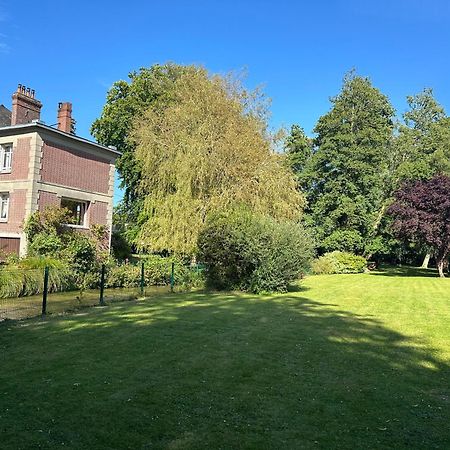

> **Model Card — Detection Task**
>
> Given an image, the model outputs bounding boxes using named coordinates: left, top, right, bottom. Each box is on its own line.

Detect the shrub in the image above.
left=111, top=231, right=132, bottom=261
left=197, top=209, right=314, bottom=293
left=311, top=256, right=336, bottom=275
left=105, top=255, right=203, bottom=290
left=25, top=206, right=109, bottom=292
left=312, top=251, right=367, bottom=275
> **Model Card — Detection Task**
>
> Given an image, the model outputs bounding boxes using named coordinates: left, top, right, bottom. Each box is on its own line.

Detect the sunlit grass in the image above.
left=0, top=267, right=449, bottom=449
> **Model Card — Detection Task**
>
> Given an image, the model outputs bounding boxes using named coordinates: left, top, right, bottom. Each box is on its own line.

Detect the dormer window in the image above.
left=0, top=144, right=12, bottom=172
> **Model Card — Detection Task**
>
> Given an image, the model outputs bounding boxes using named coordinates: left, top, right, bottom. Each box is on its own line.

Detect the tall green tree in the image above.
left=91, top=63, right=200, bottom=238
left=133, top=68, right=304, bottom=255
left=393, top=89, right=450, bottom=266
left=285, top=124, right=313, bottom=178
left=304, top=72, right=395, bottom=254
left=394, top=88, right=450, bottom=184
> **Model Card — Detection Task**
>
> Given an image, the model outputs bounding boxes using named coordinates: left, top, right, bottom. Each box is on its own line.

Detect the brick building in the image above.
left=0, top=85, right=120, bottom=256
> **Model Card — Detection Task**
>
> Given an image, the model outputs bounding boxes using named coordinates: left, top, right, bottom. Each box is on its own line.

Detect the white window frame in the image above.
left=0, top=193, right=9, bottom=222
left=61, top=198, right=89, bottom=228
left=0, top=144, right=12, bottom=173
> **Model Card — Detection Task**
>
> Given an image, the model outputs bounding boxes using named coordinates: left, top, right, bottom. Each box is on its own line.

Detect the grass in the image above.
left=0, top=286, right=168, bottom=321
left=0, top=267, right=449, bottom=449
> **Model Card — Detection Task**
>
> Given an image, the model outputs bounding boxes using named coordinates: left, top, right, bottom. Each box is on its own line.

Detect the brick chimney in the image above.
left=11, top=84, right=42, bottom=125
left=57, top=102, right=73, bottom=134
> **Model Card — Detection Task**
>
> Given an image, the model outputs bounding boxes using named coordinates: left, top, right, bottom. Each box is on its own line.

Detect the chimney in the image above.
left=57, top=102, right=73, bottom=134
left=11, top=84, right=42, bottom=125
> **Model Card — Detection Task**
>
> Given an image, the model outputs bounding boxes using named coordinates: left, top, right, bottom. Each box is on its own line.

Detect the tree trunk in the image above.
left=437, top=257, right=446, bottom=278
left=421, top=253, right=431, bottom=269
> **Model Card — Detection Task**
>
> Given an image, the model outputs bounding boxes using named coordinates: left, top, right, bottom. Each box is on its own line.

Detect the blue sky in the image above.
left=1, top=0, right=449, bottom=204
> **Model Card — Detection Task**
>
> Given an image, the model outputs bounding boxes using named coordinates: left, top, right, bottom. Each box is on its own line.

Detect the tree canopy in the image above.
left=133, top=68, right=304, bottom=255
left=299, top=72, right=395, bottom=254
left=388, top=175, right=450, bottom=277
left=91, top=64, right=200, bottom=239
left=394, top=88, right=450, bottom=184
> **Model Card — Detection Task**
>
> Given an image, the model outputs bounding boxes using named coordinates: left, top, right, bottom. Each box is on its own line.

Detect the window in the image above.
left=0, top=144, right=12, bottom=172
left=61, top=198, right=88, bottom=227
left=0, top=193, right=9, bottom=222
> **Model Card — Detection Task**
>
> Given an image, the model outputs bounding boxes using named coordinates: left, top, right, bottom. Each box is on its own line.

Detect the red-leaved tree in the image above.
left=388, top=175, right=450, bottom=278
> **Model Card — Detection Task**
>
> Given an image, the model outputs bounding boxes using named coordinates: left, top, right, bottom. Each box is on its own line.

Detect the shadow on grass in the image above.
left=369, top=266, right=439, bottom=278
left=0, top=291, right=449, bottom=449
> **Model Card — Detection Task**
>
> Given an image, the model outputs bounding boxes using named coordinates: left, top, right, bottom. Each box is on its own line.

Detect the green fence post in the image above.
left=99, top=264, right=106, bottom=306
left=140, top=262, right=145, bottom=296
left=170, top=262, right=175, bottom=292
left=42, top=266, right=49, bottom=316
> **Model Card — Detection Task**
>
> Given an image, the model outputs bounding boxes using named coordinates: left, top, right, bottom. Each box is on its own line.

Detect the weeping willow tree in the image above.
left=133, top=68, right=304, bottom=255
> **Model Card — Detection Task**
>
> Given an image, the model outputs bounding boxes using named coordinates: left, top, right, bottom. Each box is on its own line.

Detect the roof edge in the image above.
left=0, top=122, right=121, bottom=157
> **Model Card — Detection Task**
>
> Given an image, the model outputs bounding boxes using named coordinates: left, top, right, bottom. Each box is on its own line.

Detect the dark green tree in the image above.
left=285, top=124, right=313, bottom=180
left=394, top=88, right=450, bottom=184
left=304, top=72, right=395, bottom=254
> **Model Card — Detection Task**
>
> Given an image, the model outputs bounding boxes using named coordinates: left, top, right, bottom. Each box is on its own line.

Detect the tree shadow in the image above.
left=369, top=266, right=439, bottom=278
left=0, top=291, right=449, bottom=449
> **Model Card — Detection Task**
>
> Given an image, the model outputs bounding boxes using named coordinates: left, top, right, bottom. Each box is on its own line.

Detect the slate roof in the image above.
left=0, top=105, right=11, bottom=127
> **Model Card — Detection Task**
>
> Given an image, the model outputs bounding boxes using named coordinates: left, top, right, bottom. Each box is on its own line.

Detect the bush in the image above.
left=105, top=255, right=204, bottom=290
left=198, top=209, right=314, bottom=293
left=25, top=206, right=109, bottom=292
left=312, top=251, right=367, bottom=274
left=111, top=231, right=132, bottom=261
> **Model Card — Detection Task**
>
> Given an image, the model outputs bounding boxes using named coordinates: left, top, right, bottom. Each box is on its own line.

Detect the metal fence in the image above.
left=0, top=262, right=176, bottom=322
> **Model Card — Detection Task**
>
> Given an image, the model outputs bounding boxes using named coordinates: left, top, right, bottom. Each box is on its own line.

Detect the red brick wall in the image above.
left=89, top=201, right=108, bottom=226
left=0, top=189, right=27, bottom=233
left=38, top=191, right=60, bottom=212
left=41, top=141, right=110, bottom=193
left=0, top=137, right=31, bottom=181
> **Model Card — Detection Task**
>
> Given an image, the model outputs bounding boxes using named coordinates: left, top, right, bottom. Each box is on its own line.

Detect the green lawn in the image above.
left=1, top=267, right=449, bottom=449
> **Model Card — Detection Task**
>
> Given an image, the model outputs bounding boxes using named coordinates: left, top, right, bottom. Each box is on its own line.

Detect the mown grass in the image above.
left=0, top=267, right=449, bottom=449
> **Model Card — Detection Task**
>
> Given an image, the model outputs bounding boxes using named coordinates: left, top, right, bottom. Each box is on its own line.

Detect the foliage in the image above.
left=311, top=251, right=367, bottom=274
left=310, top=254, right=336, bottom=275
left=198, top=209, right=314, bottom=293
left=388, top=175, right=450, bottom=277
left=284, top=124, right=313, bottom=185
left=91, top=64, right=201, bottom=237
left=394, top=89, right=450, bottom=185
left=298, top=72, right=394, bottom=254
left=321, top=229, right=364, bottom=254
left=24, top=206, right=109, bottom=292
left=111, top=231, right=132, bottom=261
left=133, top=68, right=303, bottom=255
left=311, top=251, right=365, bottom=275
left=105, top=255, right=203, bottom=290
left=0, top=256, right=71, bottom=298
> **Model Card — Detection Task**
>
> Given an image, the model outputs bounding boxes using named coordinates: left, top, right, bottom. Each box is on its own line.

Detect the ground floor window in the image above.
left=0, top=193, right=9, bottom=221
left=61, top=198, right=88, bottom=226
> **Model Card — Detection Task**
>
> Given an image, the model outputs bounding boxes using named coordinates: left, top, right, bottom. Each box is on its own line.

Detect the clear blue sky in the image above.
left=1, top=0, right=449, bottom=203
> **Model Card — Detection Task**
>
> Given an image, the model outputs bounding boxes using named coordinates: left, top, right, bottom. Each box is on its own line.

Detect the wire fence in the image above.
left=0, top=262, right=182, bottom=322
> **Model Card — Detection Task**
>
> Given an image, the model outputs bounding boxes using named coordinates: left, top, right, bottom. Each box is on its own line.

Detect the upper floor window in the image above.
left=61, top=198, right=88, bottom=227
left=0, top=144, right=12, bottom=173
left=0, top=193, right=9, bottom=222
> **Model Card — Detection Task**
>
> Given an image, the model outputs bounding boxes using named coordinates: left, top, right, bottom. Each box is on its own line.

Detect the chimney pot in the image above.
left=11, top=85, right=42, bottom=125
